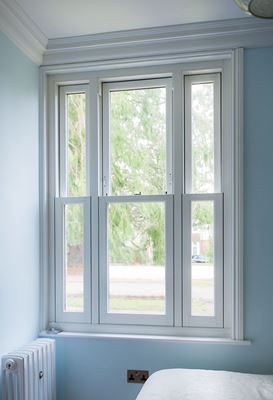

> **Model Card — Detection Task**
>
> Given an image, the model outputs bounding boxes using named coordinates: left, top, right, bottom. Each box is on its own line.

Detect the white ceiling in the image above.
left=15, top=0, right=248, bottom=39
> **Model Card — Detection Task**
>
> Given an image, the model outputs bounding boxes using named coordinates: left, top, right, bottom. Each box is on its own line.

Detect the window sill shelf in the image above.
left=39, top=331, right=251, bottom=345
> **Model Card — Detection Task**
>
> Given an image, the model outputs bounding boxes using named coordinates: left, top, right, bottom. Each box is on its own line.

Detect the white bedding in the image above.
left=136, top=369, right=273, bottom=400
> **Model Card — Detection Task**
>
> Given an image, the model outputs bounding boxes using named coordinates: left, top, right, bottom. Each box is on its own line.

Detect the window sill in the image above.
left=39, top=331, right=251, bottom=345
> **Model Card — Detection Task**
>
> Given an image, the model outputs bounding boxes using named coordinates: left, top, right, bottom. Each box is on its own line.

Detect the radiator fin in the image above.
left=1, top=338, right=56, bottom=400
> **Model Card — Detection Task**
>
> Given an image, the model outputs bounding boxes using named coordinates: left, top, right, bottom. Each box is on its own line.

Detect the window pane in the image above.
left=191, top=82, right=214, bottom=193
left=64, top=204, right=84, bottom=312
left=108, top=202, right=166, bottom=314
left=110, top=87, right=167, bottom=195
left=191, top=201, right=214, bottom=316
left=67, top=93, right=86, bottom=196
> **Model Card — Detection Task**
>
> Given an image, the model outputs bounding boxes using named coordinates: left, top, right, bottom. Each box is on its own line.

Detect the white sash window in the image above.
left=47, top=55, right=243, bottom=339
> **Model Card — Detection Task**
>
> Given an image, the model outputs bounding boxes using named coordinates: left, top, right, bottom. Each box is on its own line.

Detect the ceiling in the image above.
left=15, top=0, right=248, bottom=39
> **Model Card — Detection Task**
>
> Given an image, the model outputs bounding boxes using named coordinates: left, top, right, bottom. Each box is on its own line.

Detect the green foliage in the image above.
left=192, top=83, right=214, bottom=193
left=66, top=93, right=86, bottom=259
left=111, top=88, right=166, bottom=195
left=65, top=84, right=214, bottom=267
left=109, top=88, right=166, bottom=265
left=192, top=202, right=213, bottom=227
left=67, top=93, right=86, bottom=197
left=109, top=202, right=165, bottom=266
left=192, top=202, right=214, bottom=263
left=66, top=204, right=83, bottom=268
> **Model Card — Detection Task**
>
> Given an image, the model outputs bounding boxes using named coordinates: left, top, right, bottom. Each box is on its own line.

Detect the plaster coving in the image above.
left=0, top=0, right=273, bottom=68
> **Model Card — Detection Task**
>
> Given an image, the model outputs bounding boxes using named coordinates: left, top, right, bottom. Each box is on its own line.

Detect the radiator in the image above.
left=1, top=338, right=56, bottom=400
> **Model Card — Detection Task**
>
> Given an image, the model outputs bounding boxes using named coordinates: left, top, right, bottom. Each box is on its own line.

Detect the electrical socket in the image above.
left=127, top=370, right=149, bottom=384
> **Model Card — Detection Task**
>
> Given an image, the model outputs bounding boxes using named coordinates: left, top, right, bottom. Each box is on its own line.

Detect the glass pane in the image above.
left=67, top=92, right=86, bottom=196
left=110, top=86, right=167, bottom=195
left=191, top=82, right=214, bottom=193
left=191, top=201, right=214, bottom=316
left=64, top=204, right=84, bottom=312
left=108, top=202, right=166, bottom=314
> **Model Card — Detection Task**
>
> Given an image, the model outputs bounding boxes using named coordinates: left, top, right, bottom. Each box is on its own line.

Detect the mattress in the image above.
left=136, top=369, right=273, bottom=400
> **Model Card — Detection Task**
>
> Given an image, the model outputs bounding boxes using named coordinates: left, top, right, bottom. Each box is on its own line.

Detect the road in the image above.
left=67, top=264, right=214, bottom=298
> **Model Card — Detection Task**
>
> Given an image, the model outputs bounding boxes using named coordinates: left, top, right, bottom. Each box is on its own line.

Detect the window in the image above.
left=46, top=56, right=243, bottom=339
left=183, top=74, right=223, bottom=328
left=99, top=79, right=173, bottom=326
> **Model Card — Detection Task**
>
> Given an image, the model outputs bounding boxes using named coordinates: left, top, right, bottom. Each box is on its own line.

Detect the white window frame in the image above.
left=42, top=51, right=244, bottom=340
left=183, top=193, right=223, bottom=328
left=55, top=196, right=91, bottom=323
left=99, top=78, right=174, bottom=326
left=183, top=73, right=223, bottom=328
left=59, top=84, right=90, bottom=197
left=102, top=78, right=173, bottom=196
left=99, top=194, right=173, bottom=326
left=184, top=73, right=221, bottom=194
left=55, top=84, right=92, bottom=324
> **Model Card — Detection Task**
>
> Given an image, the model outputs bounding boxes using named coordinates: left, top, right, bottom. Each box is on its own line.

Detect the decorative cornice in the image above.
left=43, top=18, right=273, bottom=66
left=0, top=0, right=47, bottom=64
left=0, top=2, right=272, bottom=67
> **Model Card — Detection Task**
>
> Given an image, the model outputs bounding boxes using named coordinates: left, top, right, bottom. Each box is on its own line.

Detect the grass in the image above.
left=192, top=298, right=214, bottom=316
left=66, top=292, right=213, bottom=315
left=66, top=296, right=83, bottom=311
left=109, top=297, right=165, bottom=313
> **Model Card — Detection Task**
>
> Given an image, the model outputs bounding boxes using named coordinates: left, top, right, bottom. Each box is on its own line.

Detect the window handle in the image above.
left=169, top=172, right=172, bottom=186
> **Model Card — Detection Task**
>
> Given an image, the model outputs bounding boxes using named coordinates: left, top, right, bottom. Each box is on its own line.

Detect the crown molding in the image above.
left=0, top=0, right=47, bottom=64
left=43, top=18, right=273, bottom=66
left=0, top=2, right=272, bottom=67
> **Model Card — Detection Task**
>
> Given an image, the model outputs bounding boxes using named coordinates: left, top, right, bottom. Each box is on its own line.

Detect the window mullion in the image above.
left=184, top=76, right=192, bottom=194
left=59, top=87, right=67, bottom=197
left=102, top=83, right=110, bottom=196
left=166, top=79, right=173, bottom=194
left=214, top=73, right=221, bottom=192
left=214, top=194, right=224, bottom=327
left=89, top=77, right=101, bottom=324
left=172, top=70, right=183, bottom=327
left=182, top=195, right=191, bottom=327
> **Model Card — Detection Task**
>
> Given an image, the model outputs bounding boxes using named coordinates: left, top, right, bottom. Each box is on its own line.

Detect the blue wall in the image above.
left=0, top=31, right=40, bottom=389
left=1, top=26, right=271, bottom=400
left=54, top=46, right=273, bottom=400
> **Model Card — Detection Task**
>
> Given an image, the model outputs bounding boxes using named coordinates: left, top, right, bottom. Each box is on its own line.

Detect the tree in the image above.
left=65, top=83, right=215, bottom=267
left=66, top=93, right=86, bottom=268
left=109, top=88, right=166, bottom=265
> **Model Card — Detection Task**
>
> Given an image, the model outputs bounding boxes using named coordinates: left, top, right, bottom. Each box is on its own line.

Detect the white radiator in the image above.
left=1, top=338, right=56, bottom=400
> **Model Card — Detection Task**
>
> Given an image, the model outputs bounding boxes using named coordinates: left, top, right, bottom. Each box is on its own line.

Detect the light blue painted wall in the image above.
left=54, top=46, right=273, bottom=400
left=0, top=31, right=40, bottom=390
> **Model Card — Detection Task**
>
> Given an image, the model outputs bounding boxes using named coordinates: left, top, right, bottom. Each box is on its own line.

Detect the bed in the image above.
left=136, top=369, right=273, bottom=400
